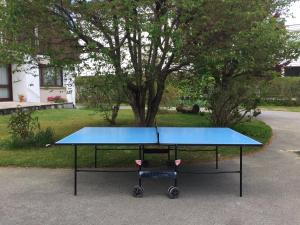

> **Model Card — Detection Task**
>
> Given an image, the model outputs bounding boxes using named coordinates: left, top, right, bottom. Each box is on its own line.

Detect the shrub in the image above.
left=7, top=108, right=55, bottom=148
left=8, top=108, right=39, bottom=139
left=9, top=136, right=35, bottom=149
left=34, top=127, right=55, bottom=147
left=206, top=78, right=261, bottom=127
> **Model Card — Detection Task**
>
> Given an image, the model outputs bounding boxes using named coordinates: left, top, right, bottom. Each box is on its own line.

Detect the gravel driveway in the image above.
left=0, top=110, right=299, bottom=225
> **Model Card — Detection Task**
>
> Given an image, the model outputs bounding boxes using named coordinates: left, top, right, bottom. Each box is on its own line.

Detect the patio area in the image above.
left=0, top=102, right=74, bottom=115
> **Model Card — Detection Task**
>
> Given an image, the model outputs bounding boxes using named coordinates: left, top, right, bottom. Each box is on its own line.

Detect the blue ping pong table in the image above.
left=56, top=127, right=262, bottom=197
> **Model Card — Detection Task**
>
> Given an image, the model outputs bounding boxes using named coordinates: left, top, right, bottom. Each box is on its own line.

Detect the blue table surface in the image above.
left=56, top=127, right=262, bottom=146
left=56, top=127, right=158, bottom=145
left=157, top=127, right=261, bottom=145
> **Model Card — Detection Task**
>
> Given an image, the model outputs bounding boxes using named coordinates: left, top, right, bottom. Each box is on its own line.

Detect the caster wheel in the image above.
left=168, top=185, right=174, bottom=193
left=133, top=185, right=144, bottom=198
left=168, top=186, right=180, bottom=199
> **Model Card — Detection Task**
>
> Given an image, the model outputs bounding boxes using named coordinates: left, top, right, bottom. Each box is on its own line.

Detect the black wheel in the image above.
left=133, top=185, right=144, bottom=198
left=168, top=185, right=174, bottom=193
left=168, top=186, right=180, bottom=199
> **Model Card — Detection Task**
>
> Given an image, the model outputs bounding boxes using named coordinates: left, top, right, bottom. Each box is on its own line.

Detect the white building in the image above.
left=0, top=62, right=75, bottom=104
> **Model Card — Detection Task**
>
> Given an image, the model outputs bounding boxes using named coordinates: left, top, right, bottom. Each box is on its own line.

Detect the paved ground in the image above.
left=0, top=111, right=300, bottom=225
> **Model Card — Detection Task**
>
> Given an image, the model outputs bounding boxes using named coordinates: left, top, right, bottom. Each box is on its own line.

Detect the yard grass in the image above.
left=0, top=108, right=271, bottom=168
left=259, top=105, right=300, bottom=112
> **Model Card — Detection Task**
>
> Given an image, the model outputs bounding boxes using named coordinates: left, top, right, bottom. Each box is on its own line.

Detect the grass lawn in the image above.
left=0, top=109, right=271, bottom=168
left=259, top=105, right=300, bottom=112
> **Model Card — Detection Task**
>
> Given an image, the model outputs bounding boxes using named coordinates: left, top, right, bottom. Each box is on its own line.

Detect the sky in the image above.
left=285, top=1, right=300, bottom=65
left=285, top=1, right=300, bottom=31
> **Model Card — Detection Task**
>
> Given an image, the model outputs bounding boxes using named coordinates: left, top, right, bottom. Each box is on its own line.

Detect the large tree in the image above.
left=186, top=0, right=300, bottom=126
left=1, top=0, right=195, bottom=126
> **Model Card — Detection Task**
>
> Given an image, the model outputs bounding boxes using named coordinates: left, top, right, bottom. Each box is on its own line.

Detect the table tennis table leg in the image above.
left=139, top=145, right=142, bottom=160
left=94, top=145, right=98, bottom=168
left=138, top=145, right=142, bottom=187
left=74, top=145, right=77, bottom=196
left=174, top=145, right=178, bottom=187
left=142, top=148, right=145, bottom=161
left=216, top=146, right=219, bottom=169
left=240, top=146, right=243, bottom=197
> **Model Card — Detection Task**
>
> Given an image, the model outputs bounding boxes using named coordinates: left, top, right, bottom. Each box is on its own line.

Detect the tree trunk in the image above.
left=129, top=87, right=147, bottom=126
left=145, top=86, right=165, bottom=126
left=110, top=104, right=120, bottom=125
left=129, top=83, right=165, bottom=127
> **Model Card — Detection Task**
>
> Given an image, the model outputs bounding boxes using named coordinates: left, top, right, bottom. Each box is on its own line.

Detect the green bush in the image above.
left=34, top=127, right=55, bottom=147
left=160, top=84, right=179, bottom=108
left=76, top=75, right=122, bottom=124
left=260, top=77, right=300, bottom=106
left=233, top=120, right=272, bottom=144
left=7, top=108, right=55, bottom=149
left=8, top=108, right=39, bottom=139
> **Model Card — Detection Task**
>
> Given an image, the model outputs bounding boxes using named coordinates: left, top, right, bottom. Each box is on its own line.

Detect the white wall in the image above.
left=10, top=57, right=78, bottom=104
left=11, top=64, right=40, bottom=102
left=11, top=63, right=76, bottom=104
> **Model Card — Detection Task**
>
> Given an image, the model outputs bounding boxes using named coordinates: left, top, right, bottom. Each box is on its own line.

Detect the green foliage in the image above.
left=0, top=0, right=196, bottom=125
left=7, top=109, right=55, bottom=148
left=176, top=75, right=203, bottom=106
left=8, top=108, right=39, bottom=139
left=9, top=128, right=55, bottom=149
left=233, top=120, right=272, bottom=144
left=173, top=73, right=215, bottom=107
left=1, top=0, right=299, bottom=126
left=160, top=84, right=179, bottom=108
left=188, top=0, right=300, bottom=126
left=260, top=77, right=300, bottom=106
left=76, top=75, right=122, bottom=124
left=34, top=127, right=55, bottom=147
left=206, top=78, right=261, bottom=126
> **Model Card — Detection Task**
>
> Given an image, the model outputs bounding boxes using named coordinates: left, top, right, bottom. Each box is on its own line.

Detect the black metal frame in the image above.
left=136, top=145, right=178, bottom=188
left=72, top=144, right=244, bottom=197
left=176, top=145, right=243, bottom=197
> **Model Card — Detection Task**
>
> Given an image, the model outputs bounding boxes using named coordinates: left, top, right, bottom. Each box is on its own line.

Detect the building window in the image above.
left=39, top=65, right=63, bottom=87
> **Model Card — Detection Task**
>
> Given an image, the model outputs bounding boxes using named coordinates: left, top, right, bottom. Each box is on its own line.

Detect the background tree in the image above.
left=76, top=75, right=122, bottom=125
left=186, top=0, right=300, bottom=126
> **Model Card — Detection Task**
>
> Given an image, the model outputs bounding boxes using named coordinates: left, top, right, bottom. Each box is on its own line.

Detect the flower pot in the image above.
left=18, top=95, right=25, bottom=102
